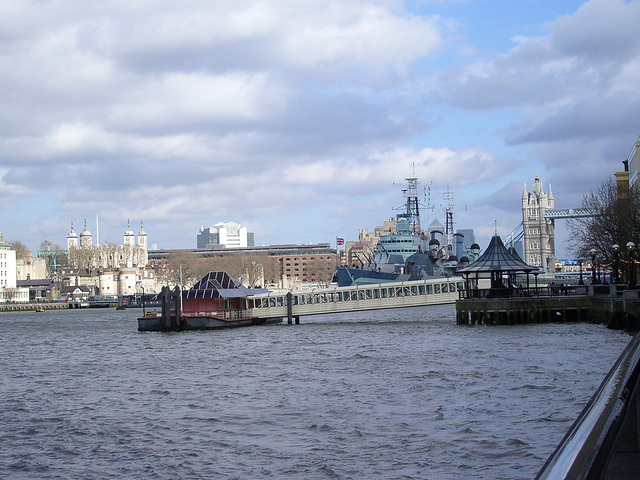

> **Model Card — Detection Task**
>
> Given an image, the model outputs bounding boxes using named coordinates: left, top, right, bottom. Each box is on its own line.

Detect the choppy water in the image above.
left=0, top=305, right=631, bottom=479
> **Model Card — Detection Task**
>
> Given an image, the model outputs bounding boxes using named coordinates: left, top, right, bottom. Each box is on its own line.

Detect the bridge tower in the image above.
left=522, top=174, right=555, bottom=272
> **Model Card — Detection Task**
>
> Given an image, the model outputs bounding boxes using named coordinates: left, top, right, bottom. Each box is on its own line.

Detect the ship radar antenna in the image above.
left=392, top=169, right=434, bottom=235
left=441, top=186, right=467, bottom=252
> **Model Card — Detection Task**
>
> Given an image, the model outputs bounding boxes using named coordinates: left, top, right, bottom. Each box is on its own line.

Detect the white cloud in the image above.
left=0, top=0, right=638, bottom=257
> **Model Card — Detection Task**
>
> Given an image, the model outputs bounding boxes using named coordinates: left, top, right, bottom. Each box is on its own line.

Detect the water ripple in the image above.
left=0, top=306, right=630, bottom=479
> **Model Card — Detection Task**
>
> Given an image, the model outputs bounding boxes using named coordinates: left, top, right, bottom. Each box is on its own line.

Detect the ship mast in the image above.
left=393, top=164, right=433, bottom=235
left=443, top=186, right=454, bottom=250
left=404, top=175, right=421, bottom=234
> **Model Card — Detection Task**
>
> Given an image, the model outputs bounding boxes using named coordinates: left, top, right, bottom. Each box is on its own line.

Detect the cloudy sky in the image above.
left=1, top=0, right=639, bottom=257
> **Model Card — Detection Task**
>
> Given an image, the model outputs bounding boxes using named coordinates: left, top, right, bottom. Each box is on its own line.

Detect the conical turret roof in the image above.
left=457, top=235, right=539, bottom=274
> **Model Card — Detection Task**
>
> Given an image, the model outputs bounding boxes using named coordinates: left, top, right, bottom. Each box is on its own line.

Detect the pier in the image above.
left=248, top=276, right=463, bottom=324
left=456, top=284, right=640, bottom=332
left=138, top=272, right=465, bottom=331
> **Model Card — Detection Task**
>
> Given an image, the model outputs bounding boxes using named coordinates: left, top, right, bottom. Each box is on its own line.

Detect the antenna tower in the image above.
left=443, top=187, right=455, bottom=249
left=393, top=164, right=433, bottom=234
left=441, top=186, right=467, bottom=252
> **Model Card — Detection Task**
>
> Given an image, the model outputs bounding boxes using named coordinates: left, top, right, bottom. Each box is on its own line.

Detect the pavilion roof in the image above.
left=457, top=235, right=540, bottom=274
left=183, top=271, right=269, bottom=299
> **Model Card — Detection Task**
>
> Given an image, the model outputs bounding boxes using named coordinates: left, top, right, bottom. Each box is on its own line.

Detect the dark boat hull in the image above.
left=138, top=314, right=282, bottom=332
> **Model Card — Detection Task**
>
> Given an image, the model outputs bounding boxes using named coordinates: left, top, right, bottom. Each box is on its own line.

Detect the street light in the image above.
left=612, top=244, right=620, bottom=284
left=578, top=259, right=584, bottom=285
left=627, top=242, right=636, bottom=288
left=590, top=249, right=598, bottom=284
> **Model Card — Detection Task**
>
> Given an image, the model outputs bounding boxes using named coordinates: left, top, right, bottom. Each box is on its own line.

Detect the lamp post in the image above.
left=627, top=242, right=636, bottom=288
left=590, top=249, right=597, bottom=284
left=578, top=259, right=584, bottom=285
left=612, top=244, right=620, bottom=284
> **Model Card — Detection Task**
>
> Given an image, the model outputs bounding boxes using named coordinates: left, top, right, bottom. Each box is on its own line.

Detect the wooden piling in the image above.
left=456, top=290, right=640, bottom=332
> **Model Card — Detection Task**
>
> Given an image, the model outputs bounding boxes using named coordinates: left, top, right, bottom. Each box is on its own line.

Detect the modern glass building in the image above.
left=197, top=222, right=254, bottom=249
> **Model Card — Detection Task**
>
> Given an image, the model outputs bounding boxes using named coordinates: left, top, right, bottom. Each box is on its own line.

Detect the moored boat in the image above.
left=334, top=176, right=481, bottom=286
left=138, top=271, right=282, bottom=331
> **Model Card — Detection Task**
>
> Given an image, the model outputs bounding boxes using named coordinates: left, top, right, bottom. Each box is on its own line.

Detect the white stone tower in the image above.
left=79, top=219, right=92, bottom=248
left=67, top=222, right=78, bottom=250
left=522, top=174, right=555, bottom=272
left=123, top=219, right=135, bottom=247
left=137, top=221, right=147, bottom=250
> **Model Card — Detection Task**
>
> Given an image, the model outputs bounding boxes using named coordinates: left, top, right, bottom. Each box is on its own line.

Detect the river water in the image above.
left=0, top=305, right=631, bottom=479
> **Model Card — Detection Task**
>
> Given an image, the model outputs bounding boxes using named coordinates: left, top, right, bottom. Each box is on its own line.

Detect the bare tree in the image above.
left=10, top=241, right=31, bottom=261
left=567, top=178, right=640, bottom=276
left=3, top=288, right=20, bottom=302
left=201, top=253, right=278, bottom=287
left=157, top=250, right=211, bottom=288
left=306, top=259, right=335, bottom=284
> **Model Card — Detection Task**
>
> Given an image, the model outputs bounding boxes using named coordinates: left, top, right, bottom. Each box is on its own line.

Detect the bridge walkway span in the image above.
left=247, top=277, right=465, bottom=321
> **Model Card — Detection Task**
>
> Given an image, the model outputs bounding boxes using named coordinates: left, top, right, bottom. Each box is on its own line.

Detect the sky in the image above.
left=1, top=0, right=639, bottom=258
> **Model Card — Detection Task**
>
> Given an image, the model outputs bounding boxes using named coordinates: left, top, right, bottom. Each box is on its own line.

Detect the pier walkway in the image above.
left=247, top=276, right=464, bottom=323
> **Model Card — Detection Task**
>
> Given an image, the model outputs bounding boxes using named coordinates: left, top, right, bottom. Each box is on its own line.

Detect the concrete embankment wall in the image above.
left=0, top=303, right=70, bottom=312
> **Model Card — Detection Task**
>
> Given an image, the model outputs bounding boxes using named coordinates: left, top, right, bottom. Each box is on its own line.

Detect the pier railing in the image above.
left=459, top=285, right=584, bottom=299
left=459, top=283, right=631, bottom=300
left=536, top=333, right=640, bottom=479
left=188, top=309, right=251, bottom=320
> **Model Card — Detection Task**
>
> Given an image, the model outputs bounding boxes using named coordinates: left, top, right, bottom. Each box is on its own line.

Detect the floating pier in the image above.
left=456, top=284, right=640, bottom=332
left=138, top=271, right=465, bottom=332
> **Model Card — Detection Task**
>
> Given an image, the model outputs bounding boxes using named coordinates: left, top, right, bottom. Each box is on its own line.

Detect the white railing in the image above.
left=248, top=277, right=465, bottom=319
left=536, top=333, right=640, bottom=479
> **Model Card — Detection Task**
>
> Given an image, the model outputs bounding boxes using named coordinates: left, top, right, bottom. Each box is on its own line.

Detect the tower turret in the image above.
left=124, top=219, right=135, bottom=247
left=137, top=220, right=147, bottom=251
left=67, top=222, right=78, bottom=250
left=79, top=219, right=92, bottom=248
left=522, top=174, right=555, bottom=271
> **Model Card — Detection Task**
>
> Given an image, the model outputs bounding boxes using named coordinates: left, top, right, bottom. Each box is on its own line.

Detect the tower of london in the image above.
left=67, top=220, right=148, bottom=270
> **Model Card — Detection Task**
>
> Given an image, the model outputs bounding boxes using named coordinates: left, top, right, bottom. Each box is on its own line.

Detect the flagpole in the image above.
left=335, top=237, right=345, bottom=268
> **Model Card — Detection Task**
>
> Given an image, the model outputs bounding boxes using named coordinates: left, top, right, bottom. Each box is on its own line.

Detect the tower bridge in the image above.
left=514, top=175, right=600, bottom=271
left=505, top=208, right=599, bottom=248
